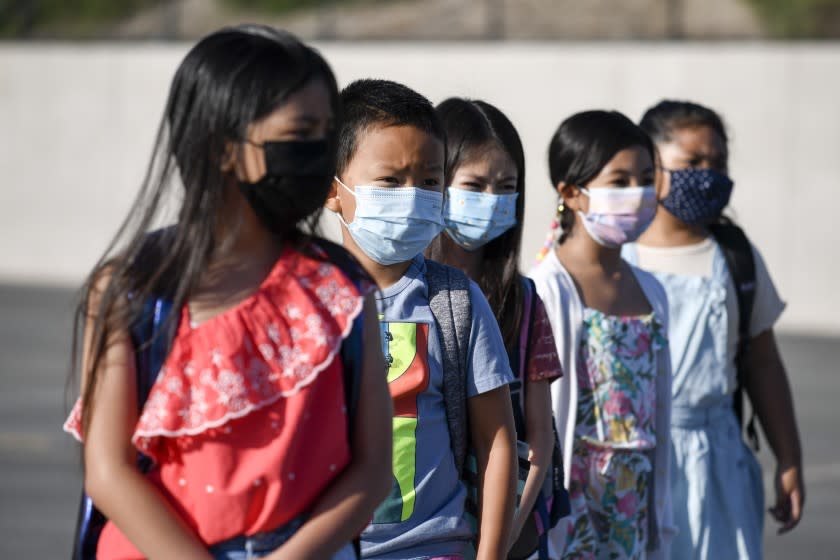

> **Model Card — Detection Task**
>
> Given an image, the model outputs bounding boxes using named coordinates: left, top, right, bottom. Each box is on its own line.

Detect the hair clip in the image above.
left=534, top=198, right=565, bottom=265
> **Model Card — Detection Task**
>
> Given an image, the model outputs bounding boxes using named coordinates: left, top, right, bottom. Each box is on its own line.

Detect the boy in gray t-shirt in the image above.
left=325, top=78, right=518, bottom=560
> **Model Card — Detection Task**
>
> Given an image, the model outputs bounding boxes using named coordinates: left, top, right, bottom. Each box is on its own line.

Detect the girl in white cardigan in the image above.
left=530, top=111, right=676, bottom=559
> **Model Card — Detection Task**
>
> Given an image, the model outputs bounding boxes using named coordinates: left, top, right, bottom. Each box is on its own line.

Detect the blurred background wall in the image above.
left=1, top=41, right=838, bottom=334
left=4, top=0, right=840, bottom=40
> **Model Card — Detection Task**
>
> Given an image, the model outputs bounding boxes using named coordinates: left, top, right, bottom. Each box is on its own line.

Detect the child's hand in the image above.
left=769, top=463, right=805, bottom=534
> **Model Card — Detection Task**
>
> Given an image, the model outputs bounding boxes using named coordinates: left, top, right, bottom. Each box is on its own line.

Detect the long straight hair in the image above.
left=427, top=98, right=526, bottom=350
left=71, top=25, right=340, bottom=435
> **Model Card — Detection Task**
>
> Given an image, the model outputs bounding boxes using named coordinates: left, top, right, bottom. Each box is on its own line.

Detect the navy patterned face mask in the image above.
left=661, top=168, right=734, bottom=225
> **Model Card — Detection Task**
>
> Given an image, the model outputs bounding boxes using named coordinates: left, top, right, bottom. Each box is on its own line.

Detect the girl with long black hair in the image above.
left=427, top=98, right=564, bottom=557
left=63, top=25, right=392, bottom=559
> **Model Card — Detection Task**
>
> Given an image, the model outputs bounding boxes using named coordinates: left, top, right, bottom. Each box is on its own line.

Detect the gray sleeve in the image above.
left=465, top=281, right=515, bottom=398
left=749, top=244, right=786, bottom=338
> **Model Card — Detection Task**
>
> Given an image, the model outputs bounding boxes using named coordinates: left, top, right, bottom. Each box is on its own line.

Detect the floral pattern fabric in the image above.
left=565, top=440, right=652, bottom=559
left=564, top=309, right=665, bottom=559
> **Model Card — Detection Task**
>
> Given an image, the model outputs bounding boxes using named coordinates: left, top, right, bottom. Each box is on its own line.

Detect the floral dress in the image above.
left=563, top=308, right=666, bottom=560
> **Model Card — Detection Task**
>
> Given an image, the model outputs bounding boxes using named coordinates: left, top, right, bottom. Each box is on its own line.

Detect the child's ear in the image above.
left=324, top=177, right=343, bottom=213
left=221, top=141, right=238, bottom=173
left=557, top=181, right=582, bottom=210
left=556, top=181, right=575, bottom=200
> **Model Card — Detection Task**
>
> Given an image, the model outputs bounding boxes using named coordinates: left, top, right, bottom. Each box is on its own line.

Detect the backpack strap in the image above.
left=425, top=259, right=472, bottom=477
left=73, top=293, right=173, bottom=560
left=336, top=300, right=364, bottom=559
left=339, top=306, right=364, bottom=449
left=315, top=240, right=369, bottom=559
left=708, top=221, right=760, bottom=450
left=134, top=298, right=173, bottom=408
left=313, top=238, right=372, bottom=288
left=313, top=239, right=371, bottom=449
left=509, top=276, right=537, bottom=440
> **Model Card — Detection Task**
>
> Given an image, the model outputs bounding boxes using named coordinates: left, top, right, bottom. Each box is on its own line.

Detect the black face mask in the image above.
left=238, top=140, right=335, bottom=234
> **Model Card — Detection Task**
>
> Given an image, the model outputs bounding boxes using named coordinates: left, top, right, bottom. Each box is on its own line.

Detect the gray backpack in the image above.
left=425, top=260, right=473, bottom=476
left=426, top=262, right=569, bottom=559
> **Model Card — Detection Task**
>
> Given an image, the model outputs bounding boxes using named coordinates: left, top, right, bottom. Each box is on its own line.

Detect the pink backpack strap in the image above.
left=518, top=276, right=535, bottom=382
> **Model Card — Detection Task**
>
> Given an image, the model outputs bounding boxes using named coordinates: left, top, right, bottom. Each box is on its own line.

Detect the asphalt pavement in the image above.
left=0, top=283, right=837, bottom=558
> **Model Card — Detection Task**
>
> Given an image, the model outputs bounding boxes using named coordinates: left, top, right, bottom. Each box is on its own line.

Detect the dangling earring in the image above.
left=535, top=198, right=564, bottom=264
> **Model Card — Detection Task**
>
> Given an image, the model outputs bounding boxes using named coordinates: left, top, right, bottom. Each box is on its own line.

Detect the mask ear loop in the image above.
left=534, top=198, right=565, bottom=265
left=332, top=176, right=355, bottom=227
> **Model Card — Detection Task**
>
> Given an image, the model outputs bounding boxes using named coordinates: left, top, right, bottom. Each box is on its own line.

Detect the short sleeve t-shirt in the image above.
left=632, top=238, right=785, bottom=403
left=360, top=255, right=514, bottom=560
left=634, top=238, right=785, bottom=338
left=526, top=297, right=564, bottom=383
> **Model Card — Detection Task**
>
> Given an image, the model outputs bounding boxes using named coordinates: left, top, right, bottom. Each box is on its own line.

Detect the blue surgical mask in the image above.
left=334, top=178, right=444, bottom=266
left=444, top=188, right=519, bottom=251
left=662, top=168, right=734, bottom=225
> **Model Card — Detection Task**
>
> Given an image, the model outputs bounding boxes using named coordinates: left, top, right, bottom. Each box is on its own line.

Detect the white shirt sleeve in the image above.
left=748, top=244, right=786, bottom=338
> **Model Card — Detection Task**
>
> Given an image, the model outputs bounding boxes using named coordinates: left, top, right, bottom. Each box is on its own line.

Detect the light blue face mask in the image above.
left=444, top=188, right=519, bottom=251
left=334, top=179, right=444, bottom=266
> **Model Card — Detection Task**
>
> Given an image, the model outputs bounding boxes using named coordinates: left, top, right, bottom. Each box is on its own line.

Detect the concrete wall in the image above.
left=1, top=42, right=838, bottom=334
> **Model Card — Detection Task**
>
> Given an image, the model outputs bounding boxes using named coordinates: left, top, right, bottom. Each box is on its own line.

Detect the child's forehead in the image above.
left=358, top=122, right=441, bottom=146
left=351, top=123, right=444, bottom=167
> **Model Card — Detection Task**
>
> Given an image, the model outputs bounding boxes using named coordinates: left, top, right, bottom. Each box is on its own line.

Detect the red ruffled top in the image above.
left=64, top=246, right=366, bottom=558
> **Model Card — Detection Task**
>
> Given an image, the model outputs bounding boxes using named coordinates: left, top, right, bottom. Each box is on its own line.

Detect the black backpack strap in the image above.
left=708, top=222, right=759, bottom=450
left=337, top=308, right=364, bottom=559
left=312, top=239, right=371, bottom=449
left=312, top=239, right=372, bottom=288
left=313, top=240, right=368, bottom=559
left=425, top=260, right=472, bottom=477
left=339, top=304, right=364, bottom=449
